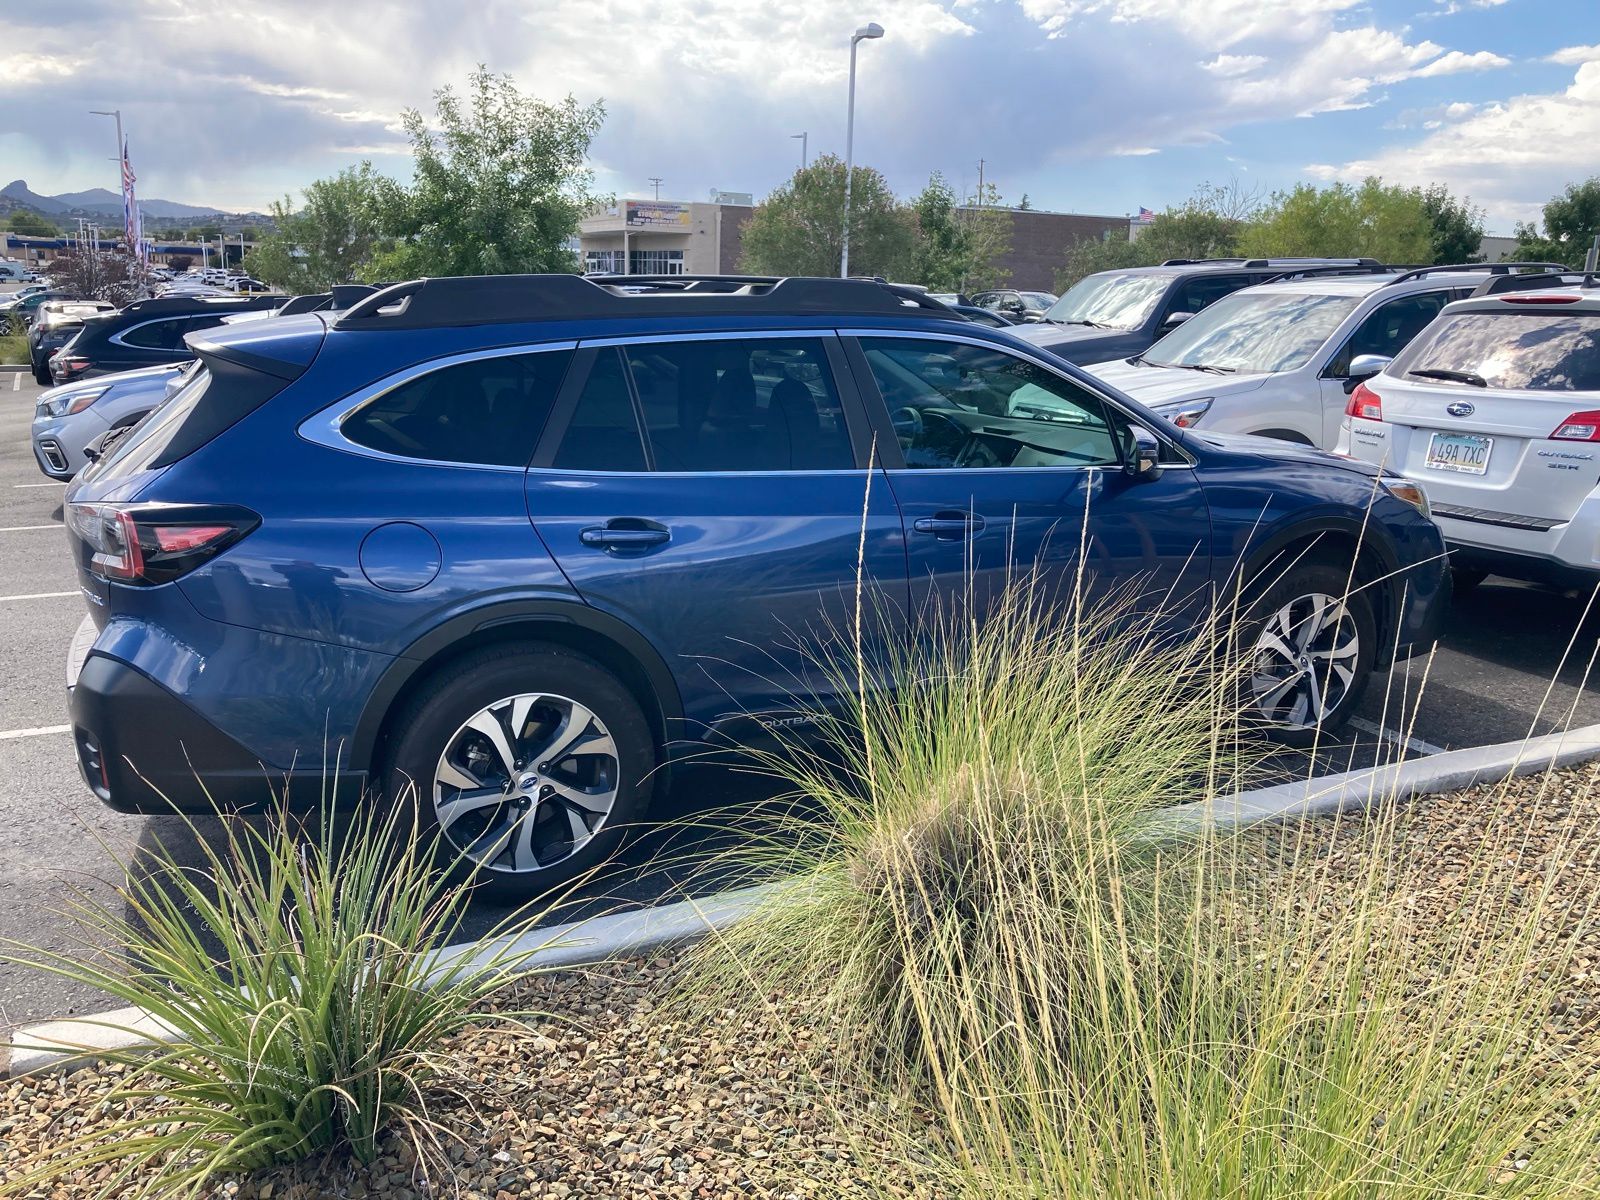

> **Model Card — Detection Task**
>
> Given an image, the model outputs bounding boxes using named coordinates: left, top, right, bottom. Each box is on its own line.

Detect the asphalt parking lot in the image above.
left=1, top=364, right=1598, bottom=1031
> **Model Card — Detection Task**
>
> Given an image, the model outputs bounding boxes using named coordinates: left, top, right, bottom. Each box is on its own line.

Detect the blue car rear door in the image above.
left=525, top=331, right=909, bottom=744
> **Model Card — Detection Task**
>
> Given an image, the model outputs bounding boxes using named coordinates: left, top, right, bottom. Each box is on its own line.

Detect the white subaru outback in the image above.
left=1339, top=284, right=1600, bottom=588
left=1088, top=264, right=1564, bottom=449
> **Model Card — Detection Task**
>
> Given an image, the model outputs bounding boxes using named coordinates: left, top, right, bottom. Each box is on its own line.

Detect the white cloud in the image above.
left=1306, top=62, right=1600, bottom=227
left=1203, top=54, right=1267, bottom=77
left=1548, top=44, right=1600, bottom=66
left=0, top=52, right=84, bottom=88
left=1412, top=49, right=1511, bottom=77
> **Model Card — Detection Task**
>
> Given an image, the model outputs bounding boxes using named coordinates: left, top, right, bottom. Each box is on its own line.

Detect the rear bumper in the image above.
left=1449, top=544, right=1600, bottom=589
left=69, top=653, right=366, bottom=814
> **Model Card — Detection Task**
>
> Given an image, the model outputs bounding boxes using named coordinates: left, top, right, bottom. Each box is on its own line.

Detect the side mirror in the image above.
left=1162, top=310, right=1195, bottom=330
left=1124, top=426, right=1163, bottom=481
left=1343, top=353, right=1392, bottom=393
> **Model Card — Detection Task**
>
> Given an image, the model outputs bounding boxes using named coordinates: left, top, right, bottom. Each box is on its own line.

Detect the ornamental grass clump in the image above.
left=690, top=570, right=1600, bottom=1198
left=5, top=790, right=557, bottom=1198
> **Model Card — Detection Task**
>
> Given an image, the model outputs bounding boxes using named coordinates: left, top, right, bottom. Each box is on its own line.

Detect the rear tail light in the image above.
left=1346, top=382, right=1383, bottom=422
left=1550, top=410, right=1600, bottom=442
left=1503, top=294, right=1582, bottom=304
left=68, top=502, right=259, bottom=586
left=52, top=355, right=91, bottom=381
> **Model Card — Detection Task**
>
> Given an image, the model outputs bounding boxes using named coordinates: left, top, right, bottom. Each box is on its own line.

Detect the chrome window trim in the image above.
left=108, top=316, right=196, bottom=351
left=844, top=325, right=1197, bottom=469
left=576, top=328, right=834, bottom=349
left=297, top=340, right=579, bottom=472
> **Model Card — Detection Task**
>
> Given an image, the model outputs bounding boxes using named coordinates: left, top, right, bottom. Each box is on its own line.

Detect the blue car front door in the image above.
left=847, top=332, right=1213, bottom=628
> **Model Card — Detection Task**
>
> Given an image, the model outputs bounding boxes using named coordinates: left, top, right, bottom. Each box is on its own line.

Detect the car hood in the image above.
left=1089, top=358, right=1273, bottom=406
left=1009, top=321, right=1128, bottom=350
left=38, top=363, right=181, bottom=403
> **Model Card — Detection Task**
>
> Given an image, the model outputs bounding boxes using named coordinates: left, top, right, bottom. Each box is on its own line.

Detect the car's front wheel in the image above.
left=384, top=644, right=656, bottom=900
left=1241, top=561, right=1375, bottom=747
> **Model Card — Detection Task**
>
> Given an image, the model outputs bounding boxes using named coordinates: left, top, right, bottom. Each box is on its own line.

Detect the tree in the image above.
left=902, top=173, right=1011, bottom=291
left=739, top=154, right=912, bottom=279
left=366, top=65, right=606, bottom=280
left=2, top=210, right=58, bottom=236
left=244, top=164, right=388, bottom=293
left=1054, top=182, right=1257, bottom=290
left=167, top=254, right=194, bottom=274
left=1421, top=183, right=1485, bottom=264
left=1514, top=177, right=1600, bottom=267
left=44, top=249, right=145, bottom=305
left=1239, top=178, right=1432, bottom=263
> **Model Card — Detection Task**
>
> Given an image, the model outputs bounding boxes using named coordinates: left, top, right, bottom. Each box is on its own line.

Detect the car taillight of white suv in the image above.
left=1341, top=287, right=1600, bottom=589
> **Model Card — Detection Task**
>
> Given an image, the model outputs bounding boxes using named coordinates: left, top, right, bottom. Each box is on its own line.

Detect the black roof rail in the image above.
left=121, top=293, right=280, bottom=316
left=329, top=283, right=378, bottom=309
left=1385, top=261, right=1571, bottom=287
left=1469, top=271, right=1589, bottom=298
left=334, top=273, right=961, bottom=330
left=1261, top=263, right=1397, bottom=284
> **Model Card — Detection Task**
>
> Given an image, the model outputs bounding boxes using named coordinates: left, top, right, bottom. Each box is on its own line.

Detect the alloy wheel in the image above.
left=432, top=692, right=620, bottom=875
left=1249, top=592, right=1361, bottom=731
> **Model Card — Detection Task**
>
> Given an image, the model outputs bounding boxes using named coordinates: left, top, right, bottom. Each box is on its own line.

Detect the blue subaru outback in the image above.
left=63, top=274, right=1448, bottom=896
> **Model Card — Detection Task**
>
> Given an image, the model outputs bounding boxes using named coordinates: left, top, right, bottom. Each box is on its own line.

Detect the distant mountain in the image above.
left=1, top=180, right=69, bottom=214
left=2, top=179, right=236, bottom=221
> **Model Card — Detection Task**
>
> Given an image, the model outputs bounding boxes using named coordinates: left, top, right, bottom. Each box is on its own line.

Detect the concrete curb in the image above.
left=9, top=723, right=1600, bottom=1078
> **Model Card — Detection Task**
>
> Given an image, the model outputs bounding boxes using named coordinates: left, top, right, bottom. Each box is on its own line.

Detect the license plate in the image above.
left=1425, top=432, right=1492, bottom=475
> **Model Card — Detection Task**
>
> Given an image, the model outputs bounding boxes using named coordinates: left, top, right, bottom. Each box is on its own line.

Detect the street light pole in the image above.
left=840, top=22, right=883, bottom=278
left=791, top=132, right=808, bottom=169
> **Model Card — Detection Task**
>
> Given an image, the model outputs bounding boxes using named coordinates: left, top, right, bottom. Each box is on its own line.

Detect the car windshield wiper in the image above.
left=1055, top=317, right=1107, bottom=328
left=1156, top=361, right=1236, bottom=374
left=1408, top=367, right=1487, bottom=387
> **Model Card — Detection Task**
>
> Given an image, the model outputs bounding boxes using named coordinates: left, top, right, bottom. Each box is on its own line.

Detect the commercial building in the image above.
left=578, top=194, right=1131, bottom=290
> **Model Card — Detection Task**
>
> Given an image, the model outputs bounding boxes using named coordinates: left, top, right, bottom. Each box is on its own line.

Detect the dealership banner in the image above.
left=626, top=201, right=691, bottom=228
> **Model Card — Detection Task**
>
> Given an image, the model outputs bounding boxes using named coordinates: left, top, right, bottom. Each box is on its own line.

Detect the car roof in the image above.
left=1443, top=285, right=1600, bottom=314
left=1234, top=269, right=1509, bottom=300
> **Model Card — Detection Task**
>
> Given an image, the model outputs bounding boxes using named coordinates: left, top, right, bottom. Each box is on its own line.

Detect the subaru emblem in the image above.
left=1446, top=401, right=1475, bottom=418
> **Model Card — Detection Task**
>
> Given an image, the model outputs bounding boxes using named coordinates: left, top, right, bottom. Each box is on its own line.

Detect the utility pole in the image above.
left=648, top=177, right=663, bottom=201
left=841, top=22, right=885, bottom=278
left=791, top=132, right=808, bottom=169
left=976, top=158, right=985, bottom=205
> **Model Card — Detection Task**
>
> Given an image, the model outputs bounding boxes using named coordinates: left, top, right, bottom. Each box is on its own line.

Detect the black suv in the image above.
left=50, top=294, right=283, bottom=384
left=1015, top=258, right=1385, bottom=365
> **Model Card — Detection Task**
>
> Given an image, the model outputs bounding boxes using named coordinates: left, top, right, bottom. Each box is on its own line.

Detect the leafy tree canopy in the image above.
left=739, top=154, right=912, bottom=279
left=1515, top=177, right=1600, bottom=267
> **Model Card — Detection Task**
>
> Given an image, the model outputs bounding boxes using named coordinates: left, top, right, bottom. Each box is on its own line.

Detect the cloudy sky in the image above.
left=1, top=0, right=1594, bottom=232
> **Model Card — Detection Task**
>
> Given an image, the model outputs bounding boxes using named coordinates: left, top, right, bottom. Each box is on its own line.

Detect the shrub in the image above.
left=6, top=792, right=560, bottom=1198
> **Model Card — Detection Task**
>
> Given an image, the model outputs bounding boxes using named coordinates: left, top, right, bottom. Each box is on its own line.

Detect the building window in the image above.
left=584, top=250, right=625, bottom=275
left=630, top=249, right=684, bottom=275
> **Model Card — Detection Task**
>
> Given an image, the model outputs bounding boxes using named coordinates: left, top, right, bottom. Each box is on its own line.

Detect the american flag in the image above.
left=120, top=141, right=143, bottom=261
left=1137, top=206, right=1156, bottom=221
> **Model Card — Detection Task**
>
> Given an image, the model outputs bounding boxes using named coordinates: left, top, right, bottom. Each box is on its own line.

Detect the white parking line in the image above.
left=11, top=373, right=18, bottom=391
left=0, top=591, right=77, bottom=602
left=1348, top=717, right=1447, bottom=757
left=0, top=724, right=70, bottom=741
left=0, top=524, right=59, bottom=532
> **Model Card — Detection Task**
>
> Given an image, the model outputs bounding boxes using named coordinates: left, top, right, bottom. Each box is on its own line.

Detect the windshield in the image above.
left=1144, top=291, right=1361, bottom=374
left=1021, top=292, right=1055, bottom=308
left=1392, top=310, right=1600, bottom=391
left=1044, top=272, right=1170, bottom=331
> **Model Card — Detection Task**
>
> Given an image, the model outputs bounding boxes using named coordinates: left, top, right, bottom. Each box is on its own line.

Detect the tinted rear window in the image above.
left=343, top=350, right=572, bottom=467
left=1393, top=310, right=1600, bottom=391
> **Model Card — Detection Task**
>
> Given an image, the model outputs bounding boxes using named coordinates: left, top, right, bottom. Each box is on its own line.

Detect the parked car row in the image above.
left=58, top=272, right=1448, bottom=895
left=30, top=287, right=375, bottom=480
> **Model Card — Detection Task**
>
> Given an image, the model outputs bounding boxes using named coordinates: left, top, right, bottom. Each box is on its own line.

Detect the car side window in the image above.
left=551, top=349, right=647, bottom=471
left=1169, top=274, right=1251, bottom=317
left=121, top=317, right=193, bottom=351
left=343, top=349, right=573, bottom=467
left=621, top=337, right=853, bottom=471
left=859, top=337, right=1122, bottom=470
left=1326, top=291, right=1451, bottom=376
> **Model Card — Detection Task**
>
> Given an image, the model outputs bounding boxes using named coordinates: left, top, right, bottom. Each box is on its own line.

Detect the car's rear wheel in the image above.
left=384, top=644, right=656, bottom=900
left=1241, top=561, right=1375, bottom=747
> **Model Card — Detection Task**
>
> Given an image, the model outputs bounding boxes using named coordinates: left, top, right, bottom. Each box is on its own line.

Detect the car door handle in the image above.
left=579, top=521, right=671, bottom=551
left=913, top=511, right=986, bottom=539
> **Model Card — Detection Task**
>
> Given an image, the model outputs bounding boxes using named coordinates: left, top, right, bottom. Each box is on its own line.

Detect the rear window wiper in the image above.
left=1408, top=368, right=1487, bottom=387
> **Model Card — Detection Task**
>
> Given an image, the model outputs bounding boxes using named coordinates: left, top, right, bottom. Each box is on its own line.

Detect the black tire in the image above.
left=1451, top=566, right=1488, bottom=595
left=1240, top=560, right=1376, bottom=748
left=32, top=357, right=50, bottom=386
left=383, top=643, right=656, bottom=901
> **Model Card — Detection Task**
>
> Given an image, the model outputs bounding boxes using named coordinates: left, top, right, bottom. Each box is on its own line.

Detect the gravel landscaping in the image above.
left=4, top=760, right=1599, bottom=1199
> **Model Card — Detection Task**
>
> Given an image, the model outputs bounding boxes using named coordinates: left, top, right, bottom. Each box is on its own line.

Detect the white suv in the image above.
left=1340, top=283, right=1600, bottom=587
left=1087, top=264, right=1564, bottom=449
